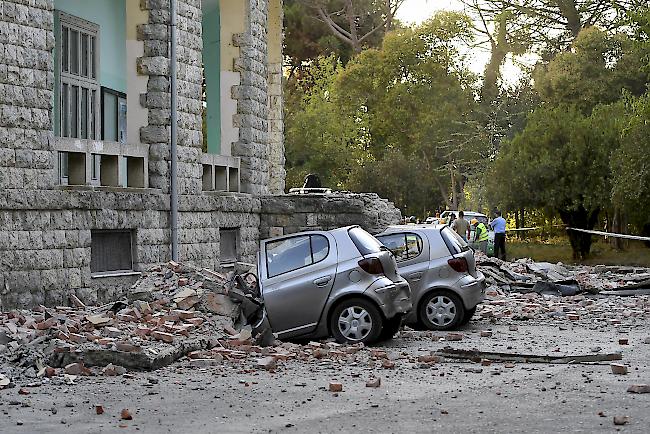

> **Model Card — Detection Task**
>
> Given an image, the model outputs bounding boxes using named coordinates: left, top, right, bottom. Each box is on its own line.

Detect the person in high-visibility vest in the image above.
left=471, top=219, right=489, bottom=254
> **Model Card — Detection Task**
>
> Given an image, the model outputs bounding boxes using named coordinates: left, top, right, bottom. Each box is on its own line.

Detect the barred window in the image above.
left=58, top=12, right=100, bottom=140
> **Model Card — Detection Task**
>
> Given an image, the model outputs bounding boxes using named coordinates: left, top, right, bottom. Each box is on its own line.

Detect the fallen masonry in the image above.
left=0, top=261, right=269, bottom=385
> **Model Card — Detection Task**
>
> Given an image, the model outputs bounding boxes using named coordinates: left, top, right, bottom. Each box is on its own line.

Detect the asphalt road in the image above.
left=1, top=318, right=649, bottom=433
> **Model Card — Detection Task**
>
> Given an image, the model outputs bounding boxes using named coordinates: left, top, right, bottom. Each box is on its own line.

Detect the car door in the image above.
left=258, top=232, right=338, bottom=337
left=376, top=232, right=429, bottom=293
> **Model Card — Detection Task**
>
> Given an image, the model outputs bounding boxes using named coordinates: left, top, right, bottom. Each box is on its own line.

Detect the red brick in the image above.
left=627, top=384, right=650, bottom=394
left=610, top=363, right=628, bottom=375
left=328, top=382, right=343, bottom=392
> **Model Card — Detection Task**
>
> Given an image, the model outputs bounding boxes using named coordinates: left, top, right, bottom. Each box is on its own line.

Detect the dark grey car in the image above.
left=376, top=225, right=485, bottom=330
left=257, top=226, right=412, bottom=344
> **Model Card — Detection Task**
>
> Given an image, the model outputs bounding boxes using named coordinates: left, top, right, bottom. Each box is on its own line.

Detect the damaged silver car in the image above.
left=376, top=225, right=486, bottom=330
left=255, top=226, right=412, bottom=344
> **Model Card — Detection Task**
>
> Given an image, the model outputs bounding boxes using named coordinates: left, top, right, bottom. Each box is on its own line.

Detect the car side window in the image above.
left=266, top=235, right=330, bottom=278
left=377, top=233, right=423, bottom=263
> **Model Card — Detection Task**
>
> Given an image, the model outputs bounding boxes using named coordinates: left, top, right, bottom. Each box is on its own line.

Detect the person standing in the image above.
left=451, top=211, right=471, bottom=242
left=490, top=210, right=507, bottom=260
left=471, top=219, right=489, bottom=254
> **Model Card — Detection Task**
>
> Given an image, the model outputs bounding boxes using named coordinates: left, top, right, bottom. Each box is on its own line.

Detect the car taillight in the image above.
left=447, top=257, right=469, bottom=273
left=358, top=257, right=384, bottom=275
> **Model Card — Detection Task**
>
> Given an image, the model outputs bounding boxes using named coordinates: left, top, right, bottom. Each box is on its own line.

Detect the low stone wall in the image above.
left=0, top=189, right=260, bottom=309
left=259, top=192, right=402, bottom=239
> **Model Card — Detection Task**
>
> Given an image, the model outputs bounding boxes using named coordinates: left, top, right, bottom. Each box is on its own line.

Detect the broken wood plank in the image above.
left=434, top=347, right=622, bottom=364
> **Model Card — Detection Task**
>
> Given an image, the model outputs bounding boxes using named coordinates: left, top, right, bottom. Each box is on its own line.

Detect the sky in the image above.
left=396, top=0, right=529, bottom=84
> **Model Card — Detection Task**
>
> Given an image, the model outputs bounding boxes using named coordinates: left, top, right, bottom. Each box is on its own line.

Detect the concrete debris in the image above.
left=0, top=261, right=270, bottom=385
left=613, top=415, right=629, bottom=425
left=477, top=254, right=650, bottom=295
left=435, top=347, right=622, bottom=364
left=627, top=384, right=650, bottom=394
left=366, top=377, right=381, bottom=388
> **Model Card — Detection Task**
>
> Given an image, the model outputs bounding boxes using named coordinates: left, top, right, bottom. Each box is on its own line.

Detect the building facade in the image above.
left=0, top=0, right=399, bottom=309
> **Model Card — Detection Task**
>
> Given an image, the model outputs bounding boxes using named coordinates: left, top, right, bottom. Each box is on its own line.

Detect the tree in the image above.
left=335, top=12, right=480, bottom=210
left=534, top=27, right=650, bottom=113
left=284, top=56, right=371, bottom=189
left=487, top=103, right=623, bottom=258
left=298, top=0, right=406, bottom=54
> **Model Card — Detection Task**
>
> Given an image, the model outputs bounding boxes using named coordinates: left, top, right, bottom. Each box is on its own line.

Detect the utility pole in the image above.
left=170, top=0, right=179, bottom=261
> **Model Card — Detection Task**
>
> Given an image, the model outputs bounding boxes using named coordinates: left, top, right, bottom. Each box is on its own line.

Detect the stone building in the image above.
left=0, top=0, right=399, bottom=309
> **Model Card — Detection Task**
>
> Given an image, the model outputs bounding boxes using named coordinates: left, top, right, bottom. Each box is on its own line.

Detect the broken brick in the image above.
left=151, top=331, right=174, bottom=343
left=328, top=382, right=343, bottom=392
left=480, top=330, right=493, bottom=337
left=381, top=359, right=395, bottom=369
left=95, top=405, right=104, bottom=415
left=613, top=416, right=629, bottom=426
left=627, top=384, right=650, bottom=394
left=610, top=363, right=628, bottom=375
left=366, top=377, right=381, bottom=388
left=120, top=409, right=133, bottom=420
left=618, top=338, right=629, bottom=345
left=255, top=357, right=277, bottom=371
left=64, top=362, right=90, bottom=376
left=446, top=333, right=463, bottom=341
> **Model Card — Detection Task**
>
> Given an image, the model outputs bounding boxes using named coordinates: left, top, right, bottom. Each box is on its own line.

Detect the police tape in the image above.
left=566, top=227, right=650, bottom=242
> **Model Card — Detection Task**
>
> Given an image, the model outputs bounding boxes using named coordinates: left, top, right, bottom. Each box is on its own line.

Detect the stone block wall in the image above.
left=0, top=189, right=261, bottom=310
left=0, top=0, right=56, bottom=191
left=259, top=193, right=402, bottom=239
left=232, top=0, right=271, bottom=195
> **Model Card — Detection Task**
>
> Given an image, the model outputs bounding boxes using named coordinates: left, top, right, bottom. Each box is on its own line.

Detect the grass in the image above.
left=506, top=238, right=650, bottom=267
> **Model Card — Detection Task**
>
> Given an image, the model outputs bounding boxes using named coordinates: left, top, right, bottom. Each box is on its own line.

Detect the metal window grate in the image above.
left=91, top=230, right=134, bottom=273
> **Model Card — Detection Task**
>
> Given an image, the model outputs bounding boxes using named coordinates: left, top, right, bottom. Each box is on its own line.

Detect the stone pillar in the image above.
left=138, top=0, right=203, bottom=195
left=267, top=0, right=285, bottom=194
left=232, top=0, right=270, bottom=195
left=0, top=0, right=57, bottom=191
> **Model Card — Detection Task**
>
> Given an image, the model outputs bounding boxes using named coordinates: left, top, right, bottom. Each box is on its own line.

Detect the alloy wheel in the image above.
left=338, top=306, right=373, bottom=341
left=425, top=295, right=457, bottom=327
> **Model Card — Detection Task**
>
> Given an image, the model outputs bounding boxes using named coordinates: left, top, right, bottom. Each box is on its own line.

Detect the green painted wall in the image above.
left=54, top=0, right=127, bottom=92
left=202, top=3, right=221, bottom=154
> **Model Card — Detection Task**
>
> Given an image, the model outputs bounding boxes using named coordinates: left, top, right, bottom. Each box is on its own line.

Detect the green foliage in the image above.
left=534, top=28, right=650, bottom=113
left=285, top=13, right=482, bottom=213
left=285, top=56, right=371, bottom=189
left=610, top=93, right=650, bottom=227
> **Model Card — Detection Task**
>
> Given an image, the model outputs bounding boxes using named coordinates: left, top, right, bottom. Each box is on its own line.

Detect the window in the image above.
left=91, top=230, right=134, bottom=274
left=377, top=233, right=423, bottom=262
left=348, top=227, right=383, bottom=255
left=58, top=13, right=99, bottom=140
left=441, top=227, right=470, bottom=255
left=220, top=228, right=239, bottom=264
left=101, top=88, right=127, bottom=143
left=58, top=151, right=86, bottom=185
left=266, top=235, right=330, bottom=278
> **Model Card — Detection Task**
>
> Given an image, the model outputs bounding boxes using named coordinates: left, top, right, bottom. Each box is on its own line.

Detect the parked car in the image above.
left=440, top=210, right=488, bottom=226
left=256, top=226, right=412, bottom=344
left=424, top=216, right=440, bottom=225
left=376, top=225, right=486, bottom=330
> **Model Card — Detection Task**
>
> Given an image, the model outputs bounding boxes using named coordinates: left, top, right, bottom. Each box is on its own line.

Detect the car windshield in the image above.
left=348, top=227, right=383, bottom=255
left=441, top=227, right=470, bottom=255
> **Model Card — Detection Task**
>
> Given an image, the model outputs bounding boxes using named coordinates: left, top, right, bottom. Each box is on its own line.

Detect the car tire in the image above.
left=330, top=298, right=383, bottom=344
left=378, top=315, right=402, bottom=341
left=459, top=306, right=476, bottom=326
left=418, top=290, right=465, bottom=331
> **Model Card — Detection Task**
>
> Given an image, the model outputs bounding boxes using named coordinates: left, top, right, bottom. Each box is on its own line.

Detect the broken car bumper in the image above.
left=457, top=271, right=486, bottom=310
left=365, top=278, right=413, bottom=319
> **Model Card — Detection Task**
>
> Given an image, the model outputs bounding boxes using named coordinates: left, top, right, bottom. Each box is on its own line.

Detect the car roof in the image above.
left=382, top=224, right=445, bottom=232
left=263, top=225, right=359, bottom=242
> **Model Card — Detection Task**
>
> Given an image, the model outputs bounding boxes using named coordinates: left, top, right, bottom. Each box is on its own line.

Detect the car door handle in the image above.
left=406, top=272, right=423, bottom=281
left=313, top=276, right=332, bottom=287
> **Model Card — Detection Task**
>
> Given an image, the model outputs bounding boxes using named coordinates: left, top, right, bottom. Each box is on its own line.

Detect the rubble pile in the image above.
left=0, top=261, right=261, bottom=388
left=477, top=287, right=650, bottom=324
left=477, top=254, right=650, bottom=295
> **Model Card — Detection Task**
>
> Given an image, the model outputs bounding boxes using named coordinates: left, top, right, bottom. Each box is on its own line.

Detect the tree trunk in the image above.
left=558, top=205, right=600, bottom=260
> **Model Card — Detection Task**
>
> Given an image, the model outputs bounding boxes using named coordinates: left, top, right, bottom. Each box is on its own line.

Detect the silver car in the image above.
left=376, top=225, right=485, bottom=330
left=257, top=226, right=412, bottom=344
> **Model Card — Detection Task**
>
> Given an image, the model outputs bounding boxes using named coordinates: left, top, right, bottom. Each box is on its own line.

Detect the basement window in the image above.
left=91, top=230, right=134, bottom=274
left=220, top=228, right=239, bottom=265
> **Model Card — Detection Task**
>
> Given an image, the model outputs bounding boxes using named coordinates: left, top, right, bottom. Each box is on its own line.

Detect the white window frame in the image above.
left=57, top=12, right=100, bottom=140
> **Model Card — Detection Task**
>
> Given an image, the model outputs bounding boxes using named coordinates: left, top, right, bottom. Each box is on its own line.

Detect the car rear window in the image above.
left=441, top=227, right=470, bottom=255
left=376, top=232, right=423, bottom=262
left=348, top=227, right=383, bottom=255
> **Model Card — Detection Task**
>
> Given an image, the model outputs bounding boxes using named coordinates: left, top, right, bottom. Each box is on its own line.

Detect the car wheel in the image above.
left=379, top=315, right=402, bottom=341
left=330, top=298, right=383, bottom=344
left=459, top=306, right=477, bottom=326
left=418, top=290, right=465, bottom=331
